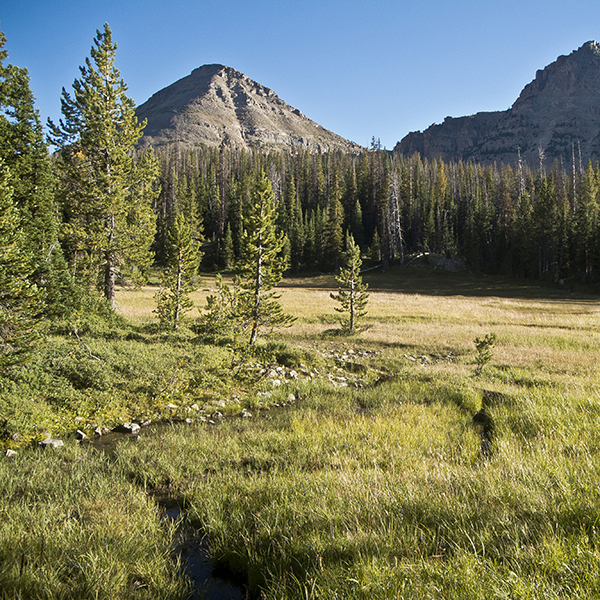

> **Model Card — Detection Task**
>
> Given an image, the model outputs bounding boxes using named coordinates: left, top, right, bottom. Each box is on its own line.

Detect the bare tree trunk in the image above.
left=105, top=251, right=116, bottom=309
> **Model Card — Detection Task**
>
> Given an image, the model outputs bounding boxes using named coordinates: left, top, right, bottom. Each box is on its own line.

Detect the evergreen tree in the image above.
left=0, top=29, right=74, bottom=317
left=330, top=234, right=369, bottom=333
left=48, top=23, right=158, bottom=308
left=289, top=191, right=304, bottom=272
left=154, top=213, right=202, bottom=330
left=198, top=273, right=243, bottom=343
left=323, top=173, right=344, bottom=270
left=221, top=222, right=235, bottom=269
left=0, top=161, right=40, bottom=368
left=574, top=161, right=599, bottom=280
left=237, top=173, right=295, bottom=346
left=370, top=229, right=381, bottom=264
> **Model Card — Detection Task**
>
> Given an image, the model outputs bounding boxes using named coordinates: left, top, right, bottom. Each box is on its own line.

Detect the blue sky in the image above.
left=3, top=0, right=600, bottom=148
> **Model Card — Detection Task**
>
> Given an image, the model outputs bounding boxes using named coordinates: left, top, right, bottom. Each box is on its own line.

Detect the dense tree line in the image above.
left=153, top=141, right=600, bottom=284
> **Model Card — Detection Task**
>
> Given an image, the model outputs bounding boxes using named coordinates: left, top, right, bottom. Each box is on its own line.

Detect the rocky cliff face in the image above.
left=136, top=64, right=362, bottom=153
left=395, top=41, right=600, bottom=166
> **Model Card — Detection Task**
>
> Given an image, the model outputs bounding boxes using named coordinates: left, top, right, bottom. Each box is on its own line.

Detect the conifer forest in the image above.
left=154, top=143, right=600, bottom=284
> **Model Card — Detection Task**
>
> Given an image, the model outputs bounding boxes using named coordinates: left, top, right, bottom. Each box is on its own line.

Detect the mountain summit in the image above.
left=395, top=41, right=600, bottom=166
left=136, top=64, right=362, bottom=153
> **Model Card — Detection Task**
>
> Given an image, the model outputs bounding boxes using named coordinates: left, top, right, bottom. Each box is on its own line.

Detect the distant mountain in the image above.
left=136, top=64, right=362, bottom=153
left=395, top=41, right=600, bottom=166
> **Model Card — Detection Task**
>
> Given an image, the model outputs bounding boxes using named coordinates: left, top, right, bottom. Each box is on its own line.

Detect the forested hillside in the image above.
left=153, top=142, right=600, bottom=284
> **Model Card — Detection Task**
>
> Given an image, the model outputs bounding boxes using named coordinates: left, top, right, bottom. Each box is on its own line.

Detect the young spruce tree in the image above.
left=331, top=233, right=369, bottom=333
left=0, top=161, right=40, bottom=368
left=48, top=23, right=158, bottom=308
left=238, top=173, right=295, bottom=346
left=155, top=213, right=202, bottom=330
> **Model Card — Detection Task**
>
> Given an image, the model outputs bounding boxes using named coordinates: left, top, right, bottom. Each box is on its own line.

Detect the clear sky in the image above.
left=3, top=0, right=600, bottom=149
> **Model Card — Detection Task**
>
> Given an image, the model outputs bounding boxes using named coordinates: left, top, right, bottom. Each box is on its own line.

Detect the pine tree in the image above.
left=0, top=161, right=40, bottom=368
left=154, top=213, right=202, bottom=330
left=238, top=173, right=295, bottom=346
left=323, top=173, right=344, bottom=270
left=48, top=23, right=158, bottom=308
left=574, top=161, right=599, bottom=280
left=330, top=234, right=369, bottom=333
left=221, top=222, right=235, bottom=269
left=198, top=273, right=243, bottom=343
left=0, top=29, right=75, bottom=318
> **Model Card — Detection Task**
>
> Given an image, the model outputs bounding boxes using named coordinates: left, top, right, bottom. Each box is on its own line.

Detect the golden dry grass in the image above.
left=115, top=271, right=600, bottom=391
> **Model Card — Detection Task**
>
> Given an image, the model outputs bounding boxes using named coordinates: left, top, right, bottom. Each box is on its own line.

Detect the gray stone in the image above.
left=39, top=438, right=64, bottom=449
left=5, top=449, right=17, bottom=458
left=113, top=422, right=140, bottom=435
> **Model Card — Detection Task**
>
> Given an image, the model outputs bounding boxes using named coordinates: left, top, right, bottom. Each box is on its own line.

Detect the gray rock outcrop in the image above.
left=395, top=41, right=600, bottom=166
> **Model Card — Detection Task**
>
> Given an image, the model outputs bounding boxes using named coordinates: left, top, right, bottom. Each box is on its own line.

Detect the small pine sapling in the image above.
left=198, top=274, right=243, bottom=343
left=474, top=332, right=497, bottom=377
left=330, top=233, right=369, bottom=333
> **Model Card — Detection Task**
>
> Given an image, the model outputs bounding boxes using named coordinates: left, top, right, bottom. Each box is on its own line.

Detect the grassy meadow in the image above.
left=1, top=263, right=600, bottom=598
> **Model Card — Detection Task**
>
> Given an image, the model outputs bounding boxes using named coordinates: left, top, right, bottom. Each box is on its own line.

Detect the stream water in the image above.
left=91, top=427, right=246, bottom=599
left=165, top=508, right=246, bottom=600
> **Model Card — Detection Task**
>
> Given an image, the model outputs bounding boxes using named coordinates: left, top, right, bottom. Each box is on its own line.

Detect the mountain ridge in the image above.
left=394, top=41, right=600, bottom=166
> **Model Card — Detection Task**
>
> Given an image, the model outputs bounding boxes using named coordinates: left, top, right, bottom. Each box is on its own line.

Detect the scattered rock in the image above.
left=113, top=422, right=141, bottom=435
left=165, top=403, right=178, bottom=410
left=76, top=429, right=88, bottom=441
left=211, top=411, right=223, bottom=421
left=190, top=403, right=200, bottom=411
left=39, top=438, right=64, bottom=449
left=5, top=449, right=17, bottom=458
left=240, top=408, right=253, bottom=419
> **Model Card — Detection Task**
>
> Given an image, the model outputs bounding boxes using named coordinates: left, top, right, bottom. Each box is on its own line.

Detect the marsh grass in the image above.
left=2, top=267, right=600, bottom=598
left=0, top=445, right=189, bottom=599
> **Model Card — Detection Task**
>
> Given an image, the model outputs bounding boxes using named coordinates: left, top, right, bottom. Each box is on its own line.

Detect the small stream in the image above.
left=91, top=427, right=247, bottom=599
left=165, top=507, right=246, bottom=600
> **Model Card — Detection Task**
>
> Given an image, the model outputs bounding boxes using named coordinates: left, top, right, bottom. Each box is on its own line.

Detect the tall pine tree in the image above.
left=0, top=161, right=40, bottom=368
left=49, top=23, right=159, bottom=308
left=0, top=29, right=74, bottom=317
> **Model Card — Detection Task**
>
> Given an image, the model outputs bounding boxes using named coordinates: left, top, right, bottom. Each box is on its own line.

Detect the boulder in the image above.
left=39, top=438, right=64, bottom=449
left=113, top=422, right=141, bottom=435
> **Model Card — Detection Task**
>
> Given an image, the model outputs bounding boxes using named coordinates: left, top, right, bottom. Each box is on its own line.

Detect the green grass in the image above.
left=0, top=445, right=190, bottom=599
left=1, top=267, right=600, bottom=598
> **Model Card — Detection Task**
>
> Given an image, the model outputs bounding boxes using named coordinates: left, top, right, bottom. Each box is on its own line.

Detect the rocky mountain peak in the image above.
left=395, top=41, right=600, bottom=166
left=137, top=64, right=361, bottom=153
